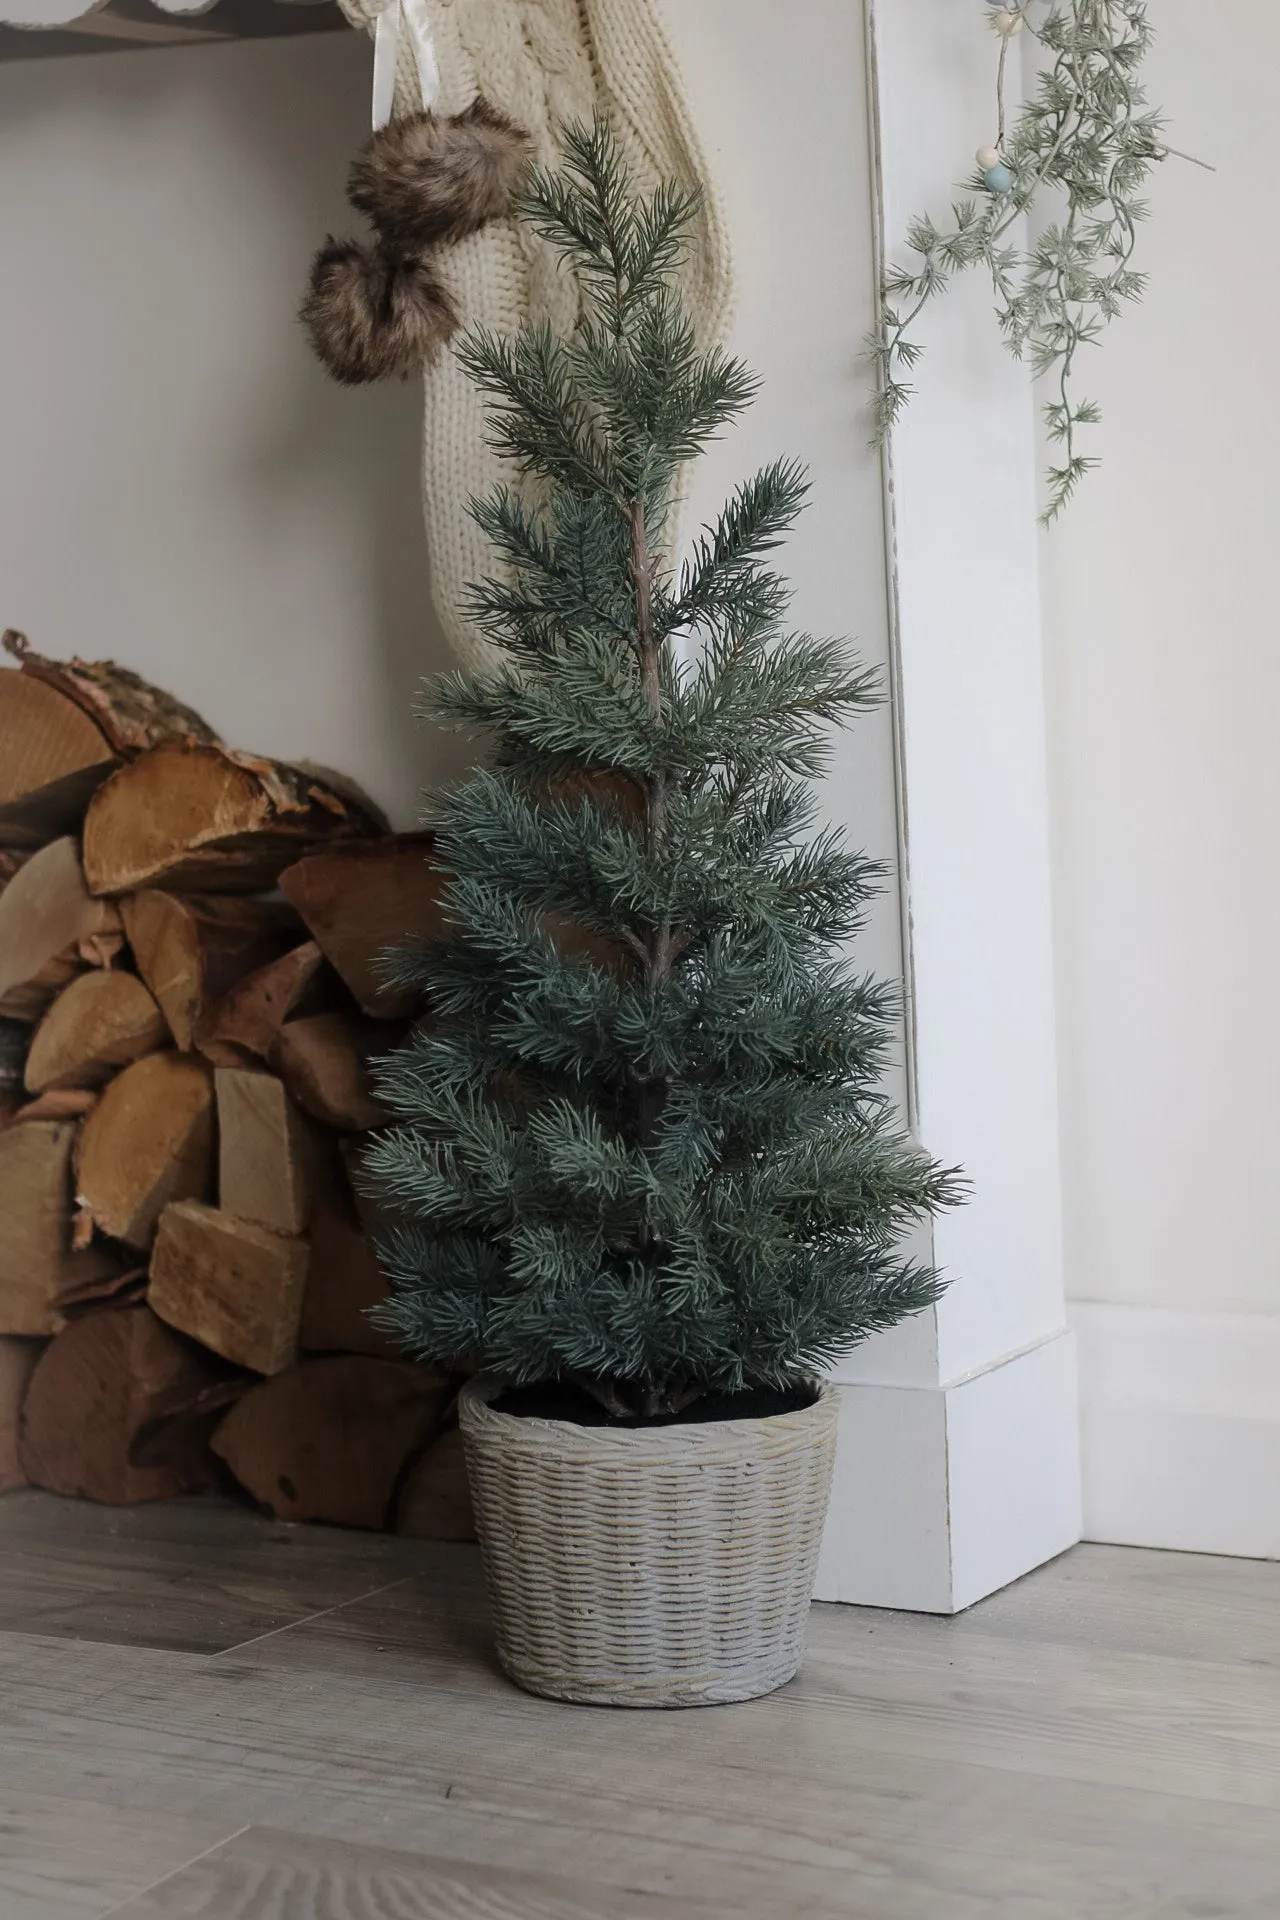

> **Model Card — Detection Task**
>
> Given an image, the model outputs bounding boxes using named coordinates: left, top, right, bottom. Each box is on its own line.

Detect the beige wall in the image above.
left=0, top=30, right=468, bottom=829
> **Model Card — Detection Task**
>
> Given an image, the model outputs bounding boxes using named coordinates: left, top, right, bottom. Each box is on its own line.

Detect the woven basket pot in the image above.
left=457, top=1376, right=840, bottom=1708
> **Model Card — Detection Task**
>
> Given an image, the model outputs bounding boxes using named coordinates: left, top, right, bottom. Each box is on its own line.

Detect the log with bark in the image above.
left=279, top=834, right=447, bottom=1019
left=149, top=1200, right=308, bottom=1376
left=0, top=837, right=123, bottom=1021
left=19, top=1303, right=226, bottom=1504
left=74, top=1051, right=215, bottom=1248
left=82, top=742, right=388, bottom=896
left=210, top=1356, right=452, bottom=1527
left=120, top=891, right=300, bottom=1051
left=0, top=630, right=218, bottom=845
left=24, top=971, right=167, bottom=1092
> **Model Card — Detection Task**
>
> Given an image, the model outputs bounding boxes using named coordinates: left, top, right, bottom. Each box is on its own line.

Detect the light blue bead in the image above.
left=983, top=163, right=1013, bottom=195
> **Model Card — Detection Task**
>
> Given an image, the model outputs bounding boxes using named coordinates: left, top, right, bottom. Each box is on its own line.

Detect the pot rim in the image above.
left=458, top=1372, right=839, bottom=1451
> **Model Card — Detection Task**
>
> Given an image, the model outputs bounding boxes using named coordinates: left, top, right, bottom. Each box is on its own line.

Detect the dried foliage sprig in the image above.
left=872, top=1, right=1196, bottom=522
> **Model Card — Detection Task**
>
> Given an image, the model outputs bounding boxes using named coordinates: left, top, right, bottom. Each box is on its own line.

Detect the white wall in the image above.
left=1038, top=1, right=1280, bottom=1556
left=0, top=31, right=471, bottom=829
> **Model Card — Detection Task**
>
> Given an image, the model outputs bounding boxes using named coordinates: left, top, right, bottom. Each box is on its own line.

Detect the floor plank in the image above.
left=0, top=1493, right=429, bottom=1654
left=0, top=1497, right=1275, bottom=1918
left=0, top=1792, right=232, bottom=1920
left=107, top=1826, right=733, bottom=1919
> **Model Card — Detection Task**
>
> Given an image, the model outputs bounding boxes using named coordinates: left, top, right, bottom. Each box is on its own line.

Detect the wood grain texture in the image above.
left=24, top=969, right=168, bottom=1093
left=0, top=837, right=123, bottom=1021
left=0, top=662, right=118, bottom=847
left=74, top=1051, right=215, bottom=1248
left=0, top=1120, right=78, bottom=1333
left=0, top=1507, right=1273, bottom=1920
left=270, top=1013, right=391, bottom=1131
left=109, top=1825, right=728, bottom=1919
left=215, top=1069, right=320, bottom=1236
left=121, top=893, right=299, bottom=1052
left=0, top=1491, right=433, bottom=1652
left=278, top=833, right=447, bottom=1019
left=0, top=1336, right=42, bottom=1491
left=0, top=1790, right=229, bottom=1920
left=149, top=1200, right=308, bottom=1375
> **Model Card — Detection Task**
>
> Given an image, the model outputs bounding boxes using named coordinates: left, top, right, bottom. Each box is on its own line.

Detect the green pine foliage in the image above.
left=362, top=119, right=962, bottom=1421
left=872, top=0, right=1172, bottom=523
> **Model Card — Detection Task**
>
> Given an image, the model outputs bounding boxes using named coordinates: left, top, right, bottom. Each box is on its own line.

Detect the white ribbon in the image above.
left=372, top=0, right=439, bottom=130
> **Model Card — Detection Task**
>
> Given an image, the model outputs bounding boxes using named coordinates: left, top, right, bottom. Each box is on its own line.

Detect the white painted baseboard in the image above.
left=814, top=1328, right=1082, bottom=1613
left=1073, top=1302, right=1280, bottom=1560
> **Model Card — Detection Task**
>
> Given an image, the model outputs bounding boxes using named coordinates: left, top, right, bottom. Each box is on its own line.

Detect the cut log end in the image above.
left=210, top=1356, right=452, bottom=1527
left=25, top=971, right=167, bottom=1093
left=74, top=1051, right=215, bottom=1249
left=19, top=1304, right=225, bottom=1504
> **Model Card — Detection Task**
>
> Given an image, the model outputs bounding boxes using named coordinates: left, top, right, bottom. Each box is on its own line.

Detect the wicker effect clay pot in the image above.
left=457, top=1375, right=840, bottom=1708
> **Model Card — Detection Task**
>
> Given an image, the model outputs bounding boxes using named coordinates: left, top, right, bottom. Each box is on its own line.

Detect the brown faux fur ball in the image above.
left=347, top=99, right=533, bottom=250
left=300, top=238, right=459, bottom=384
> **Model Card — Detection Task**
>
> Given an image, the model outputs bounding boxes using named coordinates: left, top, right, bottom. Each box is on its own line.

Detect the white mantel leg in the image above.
left=813, top=0, right=1082, bottom=1612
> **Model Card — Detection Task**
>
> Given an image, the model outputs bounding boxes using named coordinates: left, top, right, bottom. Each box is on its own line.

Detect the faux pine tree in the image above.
left=364, top=120, right=960, bottom=1421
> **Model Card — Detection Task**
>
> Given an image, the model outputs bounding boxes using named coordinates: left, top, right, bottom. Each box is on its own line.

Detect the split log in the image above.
left=216, top=1068, right=322, bottom=1235
left=82, top=742, right=387, bottom=896
left=210, top=1356, right=452, bottom=1527
left=128, top=1376, right=252, bottom=1479
left=24, top=971, right=167, bottom=1093
left=150, top=1200, right=308, bottom=1376
left=0, top=1336, right=43, bottom=1493
left=0, top=659, right=117, bottom=846
left=74, top=1051, right=215, bottom=1248
left=120, top=892, right=300, bottom=1051
left=52, top=1263, right=147, bottom=1321
left=2, top=630, right=217, bottom=755
left=301, top=1169, right=399, bottom=1359
left=13, top=1089, right=98, bottom=1124
left=0, top=631, right=218, bottom=844
left=271, top=1013, right=392, bottom=1131
left=279, top=835, right=447, bottom=1019
left=199, top=940, right=325, bottom=1063
left=0, top=838, right=124, bottom=1022
left=396, top=1427, right=475, bottom=1541
left=0, top=1016, right=25, bottom=1126
left=0, top=1120, right=119, bottom=1333
left=19, top=1303, right=224, bottom=1504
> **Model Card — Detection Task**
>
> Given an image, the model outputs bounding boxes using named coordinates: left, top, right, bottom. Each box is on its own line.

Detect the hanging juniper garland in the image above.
left=872, top=1, right=1197, bottom=522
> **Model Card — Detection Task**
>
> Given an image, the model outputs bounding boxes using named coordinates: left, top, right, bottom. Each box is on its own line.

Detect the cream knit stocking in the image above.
left=337, top=0, right=733, bottom=674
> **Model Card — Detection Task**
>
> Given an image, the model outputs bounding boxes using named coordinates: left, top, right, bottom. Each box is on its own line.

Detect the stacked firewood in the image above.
left=0, top=633, right=471, bottom=1540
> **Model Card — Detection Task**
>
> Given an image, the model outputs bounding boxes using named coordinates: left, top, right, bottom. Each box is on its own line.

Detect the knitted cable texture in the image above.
left=337, top=0, right=734, bottom=674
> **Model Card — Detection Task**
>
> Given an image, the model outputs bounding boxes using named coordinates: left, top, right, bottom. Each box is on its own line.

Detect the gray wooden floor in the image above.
left=0, top=1493, right=1275, bottom=1919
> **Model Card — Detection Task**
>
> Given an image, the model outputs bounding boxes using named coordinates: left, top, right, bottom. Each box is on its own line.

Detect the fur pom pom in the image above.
left=300, top=238, right=459, bottom=384
left=347, top=99, right=532, bottom=249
